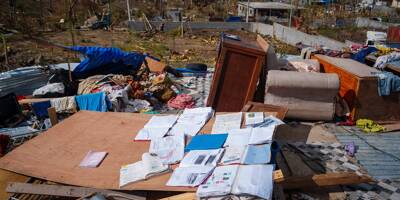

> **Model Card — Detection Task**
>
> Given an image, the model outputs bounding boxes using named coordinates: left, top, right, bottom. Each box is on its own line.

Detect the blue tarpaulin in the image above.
left=69, top=46, right=145, bottom=78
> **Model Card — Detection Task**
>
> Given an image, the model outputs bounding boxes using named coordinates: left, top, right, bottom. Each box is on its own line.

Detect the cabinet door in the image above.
left=213, top=50, right=260, bottom=112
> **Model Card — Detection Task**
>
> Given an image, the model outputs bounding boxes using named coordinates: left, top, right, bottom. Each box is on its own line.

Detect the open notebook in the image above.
left=220, top=144, right=272, bottom=165
left=196, top=165, right=274, bottom=199
left=119, top=153, right=170, bottom=187
left=223, top=126, right=275, bottom=147
left=166, top=149, right=224, bottom=187
left=134, top=115, right=178, bottom=141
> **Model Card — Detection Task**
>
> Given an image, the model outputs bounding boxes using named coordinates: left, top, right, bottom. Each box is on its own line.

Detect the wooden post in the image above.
left=47, top=107, right=58, bottom=126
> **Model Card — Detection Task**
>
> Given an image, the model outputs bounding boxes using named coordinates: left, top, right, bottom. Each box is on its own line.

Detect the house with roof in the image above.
left=237, top=1, right=303, bottom=23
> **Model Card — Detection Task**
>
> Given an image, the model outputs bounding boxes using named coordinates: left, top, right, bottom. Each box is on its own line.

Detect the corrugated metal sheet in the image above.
left=0, top=63, right=79, bottom=97
left=328, top=125, right=400, bottom=180
left=0, top=66, right=49, bottom=96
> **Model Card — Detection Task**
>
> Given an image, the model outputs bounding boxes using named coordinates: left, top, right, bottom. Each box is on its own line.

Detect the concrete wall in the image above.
left=128, top=21, right=250, bottom=32
left=273, top=23, right=346, bottom=50
left=128, top=21, right=346, bottom=50
left=250, top=22, right=274, bottom=36
left=355, top=17, right=399, bottom=30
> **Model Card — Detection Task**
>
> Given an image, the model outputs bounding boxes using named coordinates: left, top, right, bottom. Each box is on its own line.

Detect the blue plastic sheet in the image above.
left=351, top=47, right=378, bottom=63
left=69, top=46, right=145, bottom=78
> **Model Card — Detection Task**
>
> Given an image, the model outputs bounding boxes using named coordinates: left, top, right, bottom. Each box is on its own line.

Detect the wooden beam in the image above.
left=6, top=182, right=146, bottom=200
left=47, top=107, right=58, bottom=126
left=159, top=192, right=196, bottom=200
left=277, top=172, right=373, bottom=189
left=19, top=98, right=54, bottom=105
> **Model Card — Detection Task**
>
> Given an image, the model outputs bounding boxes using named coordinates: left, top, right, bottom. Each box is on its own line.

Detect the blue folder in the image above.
left=185, top=134, right=228, bottom=152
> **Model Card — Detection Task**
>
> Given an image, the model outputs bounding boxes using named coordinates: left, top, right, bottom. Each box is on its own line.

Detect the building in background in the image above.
left=237, top=1, right=303, bottom=23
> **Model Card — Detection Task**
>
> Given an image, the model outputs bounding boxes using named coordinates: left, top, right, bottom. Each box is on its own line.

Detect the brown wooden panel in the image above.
left=207, top=36, right=267, bottom=112
left=214, top=52, right=258, bottom=111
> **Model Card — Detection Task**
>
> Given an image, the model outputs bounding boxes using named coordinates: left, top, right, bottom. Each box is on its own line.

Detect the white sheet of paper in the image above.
left=166, top=166, right=215, bottom=187
left=223, top=128, right=252, bottom=147
left=149, top=135, right=185, bottom=164
left=144, top=115, right=178, bottom=128
left=250, top=115, right=284, bottom=128
left=197, top=165, right=239, bottom=198
left=169, top=107, right=213, bottom=136
left=220, top=146, right=246, bottom=165
left=168, top=123, right=204, bottom=137
left=119, top=153, right=168, bottom=187
left=134, top=127, right=170, bottom=141
left=212, top=113, right=243, bottom=134
left=179, top=149, right=224, bottom=168
left=245, top=112, right=264, bottom=126
left=248, top=126, right=275, bottom=145
left=119, top=161, right=146, bottom=187
left=231, top=165, right=274, bottom=200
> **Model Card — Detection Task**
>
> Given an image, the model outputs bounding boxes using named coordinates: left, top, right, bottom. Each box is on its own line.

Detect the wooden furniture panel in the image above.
left=207, top=35, right=268, bottom=112
left=315, top=55, right=400, bottom=121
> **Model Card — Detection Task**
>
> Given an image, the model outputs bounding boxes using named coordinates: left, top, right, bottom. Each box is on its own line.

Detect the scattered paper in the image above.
left=223, top=128, right=252, bottom=147
left=231, top=165, right=274, bottom=200
left=119, top=153, right=169, bottom=187
left=250, top=115, right=284, bottom=128
left=248, top=126, right=275, bottom=145
left=144, top=115, right=178, bottom=128
left=134, top=127, right=170, bottom=141
left=212, top=113, right=243, bottom=134
left=79, top=150, right=107, bottom=168
left=197, top=165, right=239, bottom=198
left=169, top=107, right=213, bottom=136
left=180, top=149, right=224, bottom=167
left=149, top=135, right=185, bottom=164
left=245, top=112, right=264, bottom=126
left=166, top=166, right=215, bottom=187
left=135, top=115, right=179, bottom=141
left=220, top=146, right=246, bottom=165
left=242, top=144, right=271, bottom=165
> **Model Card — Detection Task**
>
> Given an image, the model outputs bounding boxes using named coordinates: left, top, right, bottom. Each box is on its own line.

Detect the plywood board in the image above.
left=0, top=111, right=213, bottom=192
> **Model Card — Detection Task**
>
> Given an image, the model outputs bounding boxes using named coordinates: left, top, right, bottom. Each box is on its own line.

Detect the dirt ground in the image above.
left=0, top=28, right=298, bottom=72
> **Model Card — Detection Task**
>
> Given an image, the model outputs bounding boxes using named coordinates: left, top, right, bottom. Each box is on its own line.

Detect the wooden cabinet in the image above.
left=314, top=55, right=400, bottom=121
left=207, top=35, right=268, bottom=112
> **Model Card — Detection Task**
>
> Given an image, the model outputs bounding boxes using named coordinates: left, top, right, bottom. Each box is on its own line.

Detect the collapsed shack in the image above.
left=0, top=31, right=399, bottom=200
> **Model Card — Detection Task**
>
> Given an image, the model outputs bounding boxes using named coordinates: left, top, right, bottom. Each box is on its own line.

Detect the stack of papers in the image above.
left=169, top=107, right=213, bottom=136
left=166, top=149, right=224, bottom=187
left=135, top=115, right=178, bottom=141
left=149, top=134, right=185, bottom=164
left=212, top=113, right=243, bottom=134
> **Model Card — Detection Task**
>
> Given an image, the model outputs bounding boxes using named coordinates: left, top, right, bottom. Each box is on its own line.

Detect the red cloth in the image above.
left=167, top=94, right=195, bottom=109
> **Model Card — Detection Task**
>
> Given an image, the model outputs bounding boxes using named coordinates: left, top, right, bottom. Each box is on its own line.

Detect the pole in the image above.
left=126, top=0, right=131, bottom=21
left=246, top=0, right=250, bottom=23
left=289, top=0, right=293, bottom=27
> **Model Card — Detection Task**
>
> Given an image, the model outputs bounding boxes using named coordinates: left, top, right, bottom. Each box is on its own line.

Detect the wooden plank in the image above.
left=19, top=98, right=53, bottom=105
left=278, top=172, right=372, bottom=189
left=47, top=107, right=58, bottom=126
left=0, top=170, right=29, bottom=200
left=6, top=182, right=145, bottom=200
left=159, top=192, right=196, bottom=200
